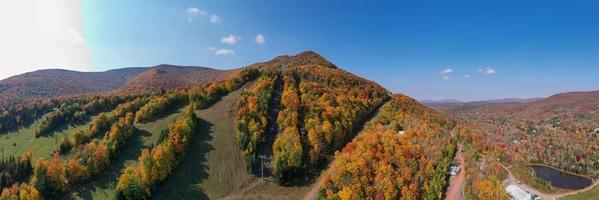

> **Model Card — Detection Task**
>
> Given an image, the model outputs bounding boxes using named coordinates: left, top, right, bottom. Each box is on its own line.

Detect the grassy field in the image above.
left=564, top=185, right=599, bottom=200
left=65, top=82, right=255, bottom=199
left=231, top=180, right=311, bottom=200
left=63, top=107, right=185, bottom=200
left=0, top=115, right=97, bottom=162
left=154, top=82, right=255, bottom=200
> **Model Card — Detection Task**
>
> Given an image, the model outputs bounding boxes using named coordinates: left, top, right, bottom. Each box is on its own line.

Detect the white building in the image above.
left=505, top=185, right=540, bottom=200
left=449, top=165, right=460, bottom=176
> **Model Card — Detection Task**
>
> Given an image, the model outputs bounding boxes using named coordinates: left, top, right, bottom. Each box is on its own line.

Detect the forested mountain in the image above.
left=113, top=65, right=238, bottom=94
left=0, top=51, right=512, bottom=199
left=0, top=65, right=235, bottom=108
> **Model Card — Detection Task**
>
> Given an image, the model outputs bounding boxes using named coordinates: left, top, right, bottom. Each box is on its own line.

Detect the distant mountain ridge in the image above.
left=0, top=65, right=236, bottom=107
left=430, top=90, right=599, bottom=118
left=419, top=99, right=464, bottom=105
left=0, top=51, right=337, bottom=108
left=421, top=97, right=543, bottom=106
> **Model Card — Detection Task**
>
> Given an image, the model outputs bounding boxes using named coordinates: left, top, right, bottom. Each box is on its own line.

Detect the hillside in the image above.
left=0, top=65, right=236, bottom=108
left=113, top=65, right=238, bottom=94
left=433, top=90, right=599, bottom=196
left=0, top=51, right=501, bottom=200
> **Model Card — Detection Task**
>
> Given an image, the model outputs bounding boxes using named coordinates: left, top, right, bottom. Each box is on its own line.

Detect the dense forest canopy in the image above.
left=317, top=94, right=456, bottom=199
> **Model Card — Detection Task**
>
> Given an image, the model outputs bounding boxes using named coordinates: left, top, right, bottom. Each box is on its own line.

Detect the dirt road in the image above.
left=303, top=162, right=335, bottom=200
left=445, top=144, right=465, bottom=200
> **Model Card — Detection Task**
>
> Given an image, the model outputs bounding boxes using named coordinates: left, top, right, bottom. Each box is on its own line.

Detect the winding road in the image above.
left=445, top=144, right=465, bottom=200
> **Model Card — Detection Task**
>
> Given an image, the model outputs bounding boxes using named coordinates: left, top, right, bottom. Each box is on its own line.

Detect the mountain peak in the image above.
left=261, top=51, right=336, bottom=70
left=295, top=50, right=323, bottom=58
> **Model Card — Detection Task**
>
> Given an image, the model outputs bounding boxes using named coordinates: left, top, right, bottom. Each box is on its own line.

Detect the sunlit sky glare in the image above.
left=1, top=0, right=599, bottom=101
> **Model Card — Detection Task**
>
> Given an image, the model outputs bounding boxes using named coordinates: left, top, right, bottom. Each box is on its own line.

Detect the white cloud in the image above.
left=221, top=35, right=240, bottom=45
left=214, top=48, right=235, bottom=56
left=440, top=68, right=453, bottom=80
left=478, top=67, right=497, bottom=75
left=209, top=15, right=220, bottom=24
left=186, top=7, right=201, bottom=16
left=441, top=68, right=453, bottom=74
left=462, top=74, right=471, bottom=79
left=185, top=7, right=202, bottom=22
left=255, top=34, right=266, bottom=45
left=185, top=7, right=219, bottom=24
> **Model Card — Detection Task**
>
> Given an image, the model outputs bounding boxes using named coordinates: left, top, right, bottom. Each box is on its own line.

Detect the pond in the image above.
left=531, top=165, right=592, bottom=189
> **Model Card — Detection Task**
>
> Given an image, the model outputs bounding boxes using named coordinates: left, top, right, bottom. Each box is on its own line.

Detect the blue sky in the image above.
left=2, top=1, right=599, bottom=101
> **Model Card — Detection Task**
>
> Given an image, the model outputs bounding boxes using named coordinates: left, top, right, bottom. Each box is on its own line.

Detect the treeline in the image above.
left=0, top=151, right=32, bottom=190
left=60, top=97, right=149, bottom=153
left=294, top=65, right=389, bottom=169
left=236, top=72, right=278, bottom=171
left=189, top=67, right=259, bottom=109
left=317, top=94, right=457, bottom=199
left=115, top=69, right=257, bottom=199
left=116, top=105, right=198, bottom=199
left=236, top=65, right=391, bottom=184
left=30, top=113, right=136, bottom=197
left=272, top=73, right=303, bottom=184
left=135, top=68, right=259, bottom=123
left=364, top=94, right=456, bottom=133
left=134, top=91, right=188, bottom=123
left=35, top=95, right=137, bottom=137
left=0, top=152, right=38, bottom=199
left=0, top=97, right=86, bottom=134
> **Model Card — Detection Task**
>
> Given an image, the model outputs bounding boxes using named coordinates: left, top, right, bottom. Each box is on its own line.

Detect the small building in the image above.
left=448, top=165, right=460, bottom=176
left=505, top=185, right=540, bottom=200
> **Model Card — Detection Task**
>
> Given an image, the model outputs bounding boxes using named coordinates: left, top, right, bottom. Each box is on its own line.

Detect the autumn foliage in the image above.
left=60, top=97, right=149, bottom=153
left=35, top=95, right=137, bottom=137
left=272, top=73, right=304, bottom=183
left=318, top=94, right=456, bottom=200
left=0, top=151, right=33, bottom=191
left=116, top=105, right=198, bottom=199
left=0, top=183, right=41, bottom=200
left=294, top=65, right=390, bottom=169
left=30, top=112, right=136, bottom=197
left=236, top=72, right=277, bottom=171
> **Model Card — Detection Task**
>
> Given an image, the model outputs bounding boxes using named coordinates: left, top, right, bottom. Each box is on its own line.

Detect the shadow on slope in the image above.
left=153, top=118, right=214, bottom=200
left=155, top=81, right=255, bottom=200
left=62, top=129, right=153, bottom=200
